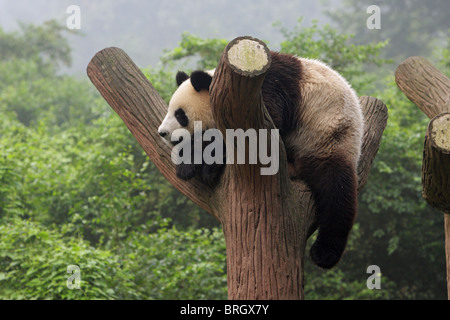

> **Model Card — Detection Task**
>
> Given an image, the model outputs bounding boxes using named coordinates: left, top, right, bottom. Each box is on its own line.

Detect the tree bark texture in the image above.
left=210, top=37, right=302, bottom=299
left=395, top=56, right=450, bottom=119
left=357, top=96, right=389, bottom=191
left=444, top=215, right=450, bottom=301
left=87, top=39, right=388, bottom=299
left=422, top=113, right=450, bottom=212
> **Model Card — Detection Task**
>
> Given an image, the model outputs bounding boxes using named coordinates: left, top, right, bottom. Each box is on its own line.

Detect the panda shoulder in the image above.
left=296, top=56, right=329, bottom=68
left=296, top=56, right=337, bottom=74
left=297, top=56, right=355, bottom=90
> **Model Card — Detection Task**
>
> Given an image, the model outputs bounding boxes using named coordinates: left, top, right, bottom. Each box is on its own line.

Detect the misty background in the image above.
left=3, top=0, right=444, bottom=75
left=0, top=0, right=335, bottom=74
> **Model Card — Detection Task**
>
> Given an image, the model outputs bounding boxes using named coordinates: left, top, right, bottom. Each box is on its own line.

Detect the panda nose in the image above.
left=159, top=131, right=168, bottom=138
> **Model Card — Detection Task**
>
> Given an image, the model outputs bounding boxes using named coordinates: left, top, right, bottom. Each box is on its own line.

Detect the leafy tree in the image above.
left=0, top=21, right=100, bottom=128
left=0, top=218, right=130, bottom=300
left=119, top=227, right=227, bottom=299
left=0, top=20, right=72, bottom=74
left=161, top=32, right=229, bottom=71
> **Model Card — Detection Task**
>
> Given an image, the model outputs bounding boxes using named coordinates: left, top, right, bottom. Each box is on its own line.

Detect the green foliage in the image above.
left=0, top=25, right=101, bottom=127
left=161, top=32, right=228, bottom=70
left=0, top=20, right=72, bottom=74
left=436, top=32, right=450, bottom=76
left=0, top=219, right=226, bottom=300
left=142, top=68, right=178, bottom=104
left=304, top=267, right=391, bottom=300
left=120, top=227, right=227, bottom=299
left=0, top=218, right=128, bottom=300
left=0, top=112, right=226, bottom=299
left=361, top=82, right=428, bottom=216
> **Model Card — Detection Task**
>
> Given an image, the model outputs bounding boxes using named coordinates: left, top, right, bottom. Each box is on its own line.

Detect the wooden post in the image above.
left=209, top=37, right=304, bottom=299
left=423, top=113, right=450, bottom=299
left=395, top=56, right=450, bottom=299
left=422, top=113, right=450, bottom=211
left=446, top=214, right=450, bottom=299
left=87, top=38, right=387, bottom=299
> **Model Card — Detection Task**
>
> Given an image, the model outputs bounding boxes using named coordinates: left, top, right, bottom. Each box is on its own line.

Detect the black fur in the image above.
left=190, top=71, right=213, bottom=92
left=297, top=154, right=358, bottom=269
left=175, top=108, right=189, bottom=127
left=176, top=133, right=225, bottom=187
left=262, top=52, right=303, bottom=138
left=176, top=71, right=190, bottom=87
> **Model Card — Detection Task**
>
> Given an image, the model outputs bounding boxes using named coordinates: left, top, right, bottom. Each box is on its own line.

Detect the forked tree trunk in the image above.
left=87, top=37, right=388, bottom=299
left=396, top=56, right=450, bottom=299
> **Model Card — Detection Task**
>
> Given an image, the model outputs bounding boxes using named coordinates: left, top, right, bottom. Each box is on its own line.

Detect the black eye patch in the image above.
left=175, top=108, right=189, bottom=127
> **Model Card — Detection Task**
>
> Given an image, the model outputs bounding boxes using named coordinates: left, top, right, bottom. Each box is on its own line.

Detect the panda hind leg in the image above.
left=298, top=153, right=358, bottom=269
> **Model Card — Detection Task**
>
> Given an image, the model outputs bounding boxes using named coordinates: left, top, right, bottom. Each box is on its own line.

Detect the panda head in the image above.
left=158, top=70, right=215, bottom=145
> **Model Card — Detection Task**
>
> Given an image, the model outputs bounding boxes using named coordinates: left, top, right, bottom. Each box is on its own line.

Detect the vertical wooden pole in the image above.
left=446, top=214, right=450, bottom=299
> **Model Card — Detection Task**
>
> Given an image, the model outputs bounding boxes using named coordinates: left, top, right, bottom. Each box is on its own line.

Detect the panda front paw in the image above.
left=176, top=163, right=197, bottom=181
left=201, top=163, right=225, bottom=186
left=176, top=162, right=225, bottom=186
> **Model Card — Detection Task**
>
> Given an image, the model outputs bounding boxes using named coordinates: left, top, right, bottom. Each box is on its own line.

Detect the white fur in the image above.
left=286, top=58, right=363, bottom=165
left=159, top=60, right=363, bottom=167
left=158, top=70, right=215, bottom=143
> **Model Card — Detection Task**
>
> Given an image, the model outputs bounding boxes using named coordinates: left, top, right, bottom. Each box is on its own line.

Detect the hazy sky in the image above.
left=0, top=0, right=331, bottom=74
left=1, top=0, right=448, bottom=77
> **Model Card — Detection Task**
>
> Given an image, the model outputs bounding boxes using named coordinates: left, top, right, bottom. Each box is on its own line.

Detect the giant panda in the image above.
left=158, top=51, right=364, bottom=269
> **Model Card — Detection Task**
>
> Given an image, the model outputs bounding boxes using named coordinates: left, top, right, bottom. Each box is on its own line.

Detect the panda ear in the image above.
left=176, top=71, right=190, bottom=87
left=190, top=71, right=213, bottom=92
